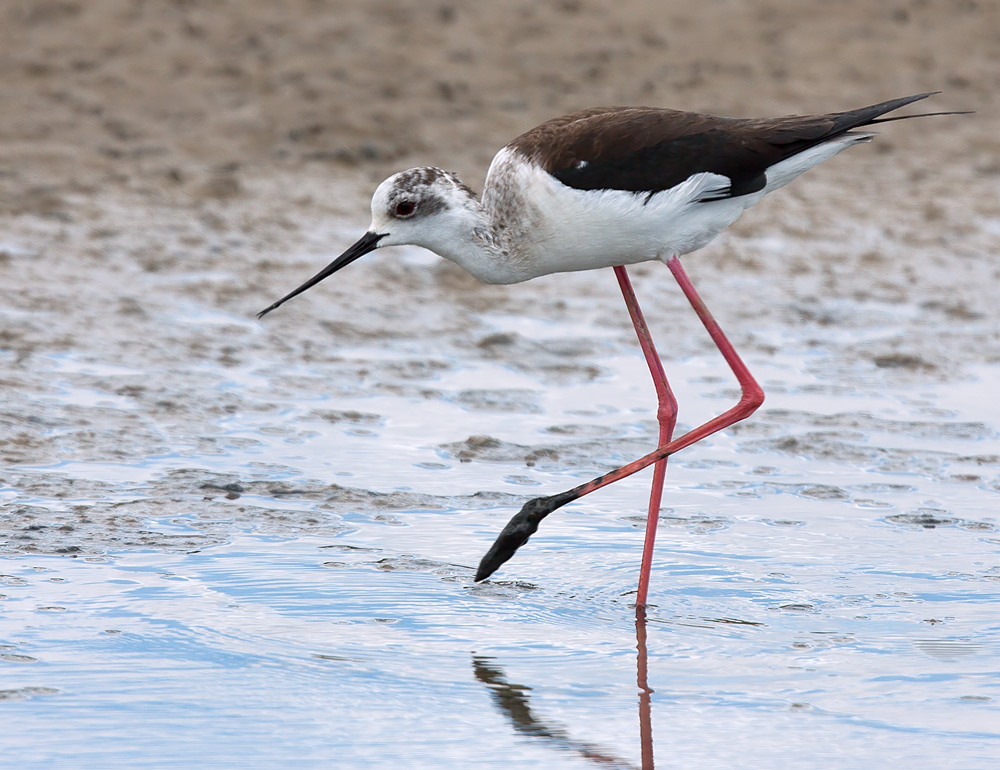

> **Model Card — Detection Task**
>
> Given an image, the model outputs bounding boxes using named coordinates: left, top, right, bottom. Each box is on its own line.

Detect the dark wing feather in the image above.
left=508, top=93, right=940, bottom=200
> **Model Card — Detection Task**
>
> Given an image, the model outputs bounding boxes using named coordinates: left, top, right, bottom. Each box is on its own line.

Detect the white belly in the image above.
left=519, top=171, right=756, bottom=278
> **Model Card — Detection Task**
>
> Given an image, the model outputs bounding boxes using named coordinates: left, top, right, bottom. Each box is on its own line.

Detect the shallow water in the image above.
left=2, top=239, right=1000, bottom=768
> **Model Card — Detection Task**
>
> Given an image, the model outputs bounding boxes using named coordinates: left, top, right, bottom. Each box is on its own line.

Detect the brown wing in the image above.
left=508, top=93, right=939, bottom=200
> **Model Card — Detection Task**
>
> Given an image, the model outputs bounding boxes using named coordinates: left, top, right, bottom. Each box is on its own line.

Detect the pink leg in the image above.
left=614, top=266, right=678, bottom=608
left=476, top=256, right=765, bottom=598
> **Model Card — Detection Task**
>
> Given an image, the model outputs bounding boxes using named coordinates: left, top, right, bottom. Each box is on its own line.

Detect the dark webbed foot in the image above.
left=475, top=492, right=575, bottom=581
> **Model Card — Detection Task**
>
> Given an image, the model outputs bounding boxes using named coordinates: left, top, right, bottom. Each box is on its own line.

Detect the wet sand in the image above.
left=2, top=0, right=998, bottom=554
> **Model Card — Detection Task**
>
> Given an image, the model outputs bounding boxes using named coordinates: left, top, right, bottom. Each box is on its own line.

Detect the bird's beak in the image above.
left=257, top=230, right=386, bottom=319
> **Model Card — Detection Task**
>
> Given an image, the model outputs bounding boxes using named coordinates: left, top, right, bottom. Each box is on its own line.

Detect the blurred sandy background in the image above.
left=2, top=0, right=995, bottom=242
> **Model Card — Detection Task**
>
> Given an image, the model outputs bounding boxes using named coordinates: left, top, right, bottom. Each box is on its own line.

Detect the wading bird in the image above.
left=258, top=92, right=965, bottom=606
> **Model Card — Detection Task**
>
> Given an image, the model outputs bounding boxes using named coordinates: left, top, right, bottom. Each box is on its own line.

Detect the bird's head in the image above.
left=257, top=167, right=478, bottom=319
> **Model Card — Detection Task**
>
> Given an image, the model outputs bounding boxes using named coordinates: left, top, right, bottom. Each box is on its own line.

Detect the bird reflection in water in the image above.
left=472, top=608, right=655, bottom=768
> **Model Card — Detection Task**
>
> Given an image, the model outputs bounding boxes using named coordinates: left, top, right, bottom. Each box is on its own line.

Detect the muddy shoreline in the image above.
left=2, top=0, right=999, bottom=556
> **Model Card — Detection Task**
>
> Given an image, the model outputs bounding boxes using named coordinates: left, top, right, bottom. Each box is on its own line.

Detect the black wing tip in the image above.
left=866, top=108, right=975, bottom=125
left=833, top=91, right=971, bottom=135
left=886, top=91, right=939, bottom=107
left=872, top=91, right=974, bottom=113
left=863, top=91, right=975, bottom=119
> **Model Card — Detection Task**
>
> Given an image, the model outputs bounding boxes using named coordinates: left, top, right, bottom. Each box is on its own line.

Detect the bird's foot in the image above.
left=474, top=493, right=571, bottom=581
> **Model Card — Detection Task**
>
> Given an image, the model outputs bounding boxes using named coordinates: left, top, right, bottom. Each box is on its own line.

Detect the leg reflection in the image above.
left=635, top=606, right=654, bottom=769
left=472, top=620, right=657, bottom=769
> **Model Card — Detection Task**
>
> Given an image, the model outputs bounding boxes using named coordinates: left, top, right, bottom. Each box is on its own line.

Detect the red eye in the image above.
left=395, top=201, right=416, bottom=217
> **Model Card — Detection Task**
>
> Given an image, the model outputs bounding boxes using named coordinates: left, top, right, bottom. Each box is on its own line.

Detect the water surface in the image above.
left=2, top=243, right=999, bottom=768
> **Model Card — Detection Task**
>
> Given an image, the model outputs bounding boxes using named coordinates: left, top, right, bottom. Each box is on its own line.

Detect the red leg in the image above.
left=614, top=266, right=678, bottom=608
left=476, top=256, right=765, bottom=597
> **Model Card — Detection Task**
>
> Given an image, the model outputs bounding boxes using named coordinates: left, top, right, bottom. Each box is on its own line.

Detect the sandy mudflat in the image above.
left=0, top=0, right=998, bottom=552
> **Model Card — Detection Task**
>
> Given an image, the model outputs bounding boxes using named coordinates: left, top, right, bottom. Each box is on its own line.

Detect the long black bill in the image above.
left=257, top=231, right=386, bottom=319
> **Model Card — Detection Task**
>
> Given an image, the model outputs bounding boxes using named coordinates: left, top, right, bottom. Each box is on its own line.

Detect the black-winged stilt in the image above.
left=258, top=92, right=966, bottom=606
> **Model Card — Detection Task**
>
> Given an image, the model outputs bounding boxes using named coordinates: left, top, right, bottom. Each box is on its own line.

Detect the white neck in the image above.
left=420, top=197, right=533, bottom=285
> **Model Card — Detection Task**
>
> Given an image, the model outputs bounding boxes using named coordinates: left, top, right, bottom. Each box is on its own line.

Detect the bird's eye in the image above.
left=395, top=201, right=416, bottom=217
